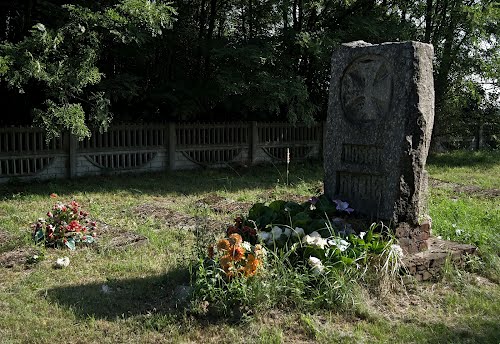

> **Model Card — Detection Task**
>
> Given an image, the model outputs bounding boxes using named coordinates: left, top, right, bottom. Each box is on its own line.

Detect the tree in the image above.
left=0, top=0, right=176, bottom=140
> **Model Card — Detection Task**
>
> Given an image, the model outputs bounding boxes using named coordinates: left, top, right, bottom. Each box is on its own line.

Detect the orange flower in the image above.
left=219, top=255, right=234, bottom=277
left=228, top=233, right=243, bottom=246
left=230, top=246, right=245, bottom=261
left=219, top=255, right=232, bottom=269
left=50, top=193, right=58, bottom=198
left=244, top=254, right=260, bottom=276
left=217, top=239, right=230, bottom=251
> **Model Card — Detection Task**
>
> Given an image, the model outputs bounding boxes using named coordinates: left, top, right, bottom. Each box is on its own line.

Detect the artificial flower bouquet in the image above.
left=32, top=199, right=97, bottom=250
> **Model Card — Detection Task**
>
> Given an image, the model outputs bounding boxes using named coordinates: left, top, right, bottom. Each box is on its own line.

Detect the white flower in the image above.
left=283, top=227, right=292, bottom=238
left=359, top=232, right=366, bottom=239
left=258, top=231, right=271, bottom=243
left=54, top=257, right=70, bottom=268
left=308, top=256, right=322, bottom=266
left=328, top=238, right=350, bottom=252
left=308, top=256, right=325, bottom=276
left=302, top=234, right=328, bottom=250
left=309, top=204, right=316, bottom=211
left=241, top=241, right=252, bottom=251
left=455, top=229, right=462, bottom=236
left=390, top=244, right=404, bottom=259
left=309, top=231, right=321, bottom=238
left=292, top=227, right=305, bottom=239
left=271, top=226, right=283, bottom=239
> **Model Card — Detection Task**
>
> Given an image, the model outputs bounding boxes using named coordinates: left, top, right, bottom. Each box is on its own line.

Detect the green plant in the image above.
left=190, top=233, right=267, bottom=317
left=32, top=200, right=97, bottom=250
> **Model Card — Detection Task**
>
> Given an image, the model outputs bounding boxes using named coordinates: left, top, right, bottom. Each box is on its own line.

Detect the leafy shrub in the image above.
left=32, top=200, right=97, bottom=250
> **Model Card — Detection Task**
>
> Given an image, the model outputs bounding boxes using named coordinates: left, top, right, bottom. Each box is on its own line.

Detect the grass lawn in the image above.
left=0, top=152, right=499, bottom=343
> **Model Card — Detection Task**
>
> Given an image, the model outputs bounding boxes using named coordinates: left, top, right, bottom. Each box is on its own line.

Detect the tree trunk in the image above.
left=424, top=0, right=433, bottom=43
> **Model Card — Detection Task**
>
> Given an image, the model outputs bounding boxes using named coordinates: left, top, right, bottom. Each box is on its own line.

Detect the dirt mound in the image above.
left=0, top=247, right=39, bottom=268
left=132, top=203, right=226, bottom=232
left=133, top=204, right=200, bottom=230
left=195, top=194, right=252, bottom=215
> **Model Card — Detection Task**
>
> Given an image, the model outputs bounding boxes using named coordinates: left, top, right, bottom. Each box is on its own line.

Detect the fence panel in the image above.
left=0, top=128, right=65, bottom=177
left=0, top=121, right=323, bottom=182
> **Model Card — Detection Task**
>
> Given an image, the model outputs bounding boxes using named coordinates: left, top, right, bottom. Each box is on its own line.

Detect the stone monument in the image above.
left=324, top=41, right=434, bottom=253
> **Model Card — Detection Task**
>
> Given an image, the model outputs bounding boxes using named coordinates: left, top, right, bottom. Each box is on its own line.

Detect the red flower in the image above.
left=67, top=220, right=82, bottom=232
left=227, top=226, right=239, bottom=235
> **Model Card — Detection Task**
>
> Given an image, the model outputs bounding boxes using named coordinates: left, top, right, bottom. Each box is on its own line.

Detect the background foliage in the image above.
left=0, top=0, right=498, bottom=143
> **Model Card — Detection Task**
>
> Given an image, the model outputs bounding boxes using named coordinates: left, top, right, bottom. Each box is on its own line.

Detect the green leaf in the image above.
left=82, top=235, right=95, bottom=244
left=315, top=195, right=336, bottom=215
left=292, top=212, right=312, bottom=228
left=65, top=237, right=76, bottom=250
left=268, top=200, right=286, bottom=212
left=341, top=256, right=355, bottom=265
left=34, top=229, right=45, bottom=244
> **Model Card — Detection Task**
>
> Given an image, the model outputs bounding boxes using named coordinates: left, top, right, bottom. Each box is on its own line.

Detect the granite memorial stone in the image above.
left=324, top=41, right=434, bottom=251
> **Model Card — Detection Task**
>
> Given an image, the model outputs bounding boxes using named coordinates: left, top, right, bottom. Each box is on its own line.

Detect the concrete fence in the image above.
left=0, top=122, right=324, bottom=183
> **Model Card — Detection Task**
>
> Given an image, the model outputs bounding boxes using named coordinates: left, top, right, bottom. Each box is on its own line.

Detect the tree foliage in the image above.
left=0, top=0, right=498, bottom=145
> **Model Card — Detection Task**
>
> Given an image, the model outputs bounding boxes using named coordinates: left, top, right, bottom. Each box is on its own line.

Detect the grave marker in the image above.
left=324, top=41, right=435, bottom=252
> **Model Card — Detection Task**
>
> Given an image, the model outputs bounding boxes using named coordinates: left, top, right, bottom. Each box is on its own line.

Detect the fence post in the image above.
left=68, top=131, right=77, bottom=179
left=168, top=122, right=176, bottom=170
left=250, top=121, right=258, bottom=165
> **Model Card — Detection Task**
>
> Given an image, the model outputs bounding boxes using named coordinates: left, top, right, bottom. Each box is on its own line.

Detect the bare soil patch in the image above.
left=430, top=178, right=500, bottom=198
left=97, top=222, right=148, bottom=249
left=0, top=247, right=39, bottom=268
left=133, top=203, right=200, bottom=230
left=132, top=203, right=226, bottom=232
left=0, top=229, right=12, bottom=247
left=195, top=193, right=252, bottom=215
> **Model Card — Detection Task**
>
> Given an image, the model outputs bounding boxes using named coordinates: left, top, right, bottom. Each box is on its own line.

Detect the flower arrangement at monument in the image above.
left=32, top=198, right=97, bottom=250
left=191, top=194, right=403, bottom=317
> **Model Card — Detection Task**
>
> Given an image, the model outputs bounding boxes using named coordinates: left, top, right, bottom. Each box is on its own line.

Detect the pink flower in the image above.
left=47, top=211, right=53, bottom=218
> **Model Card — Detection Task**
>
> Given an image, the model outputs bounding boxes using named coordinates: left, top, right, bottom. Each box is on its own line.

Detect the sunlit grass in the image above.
left=0, top=155, right=499, bottom=343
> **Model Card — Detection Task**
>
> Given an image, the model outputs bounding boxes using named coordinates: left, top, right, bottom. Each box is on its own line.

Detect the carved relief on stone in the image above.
left=340, top=55, right=393, bottom=124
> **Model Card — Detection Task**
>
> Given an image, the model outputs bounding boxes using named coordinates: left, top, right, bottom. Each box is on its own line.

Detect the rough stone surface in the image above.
left=324, top=41, right=434, bottom=229
left=396, top=220, right=431, bottom=254
left=403, top=237, right=477, bottom=281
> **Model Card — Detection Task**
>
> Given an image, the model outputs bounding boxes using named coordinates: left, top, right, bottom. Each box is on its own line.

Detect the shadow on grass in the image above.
left=0, top=160, right=323, bottom=200
left=44, top=267, right=191, bottom=320
left=428, top=150, right=500, bottom=168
